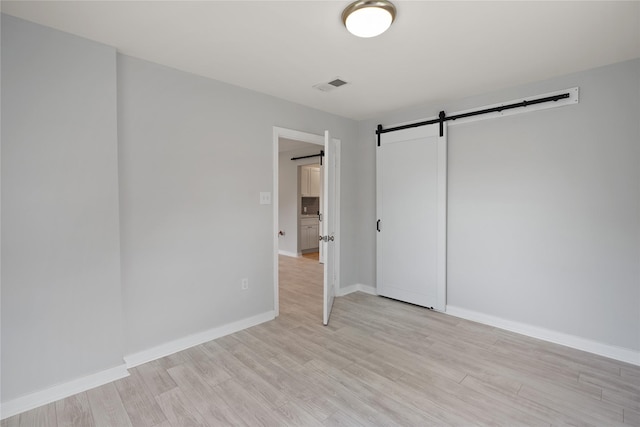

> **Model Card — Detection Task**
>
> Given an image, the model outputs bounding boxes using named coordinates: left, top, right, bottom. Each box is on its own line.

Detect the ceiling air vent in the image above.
left=313, top=77, right=349, bottom=92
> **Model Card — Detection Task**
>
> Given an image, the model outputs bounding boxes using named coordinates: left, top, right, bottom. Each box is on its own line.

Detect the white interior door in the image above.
left=322, top=130, right=337, bottom=325
left=376, top=123, right=447, bottom=311
left=319, top=163, right=325, bottom=264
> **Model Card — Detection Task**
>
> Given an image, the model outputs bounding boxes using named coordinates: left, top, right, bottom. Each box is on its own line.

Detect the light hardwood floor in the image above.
left=3, top=255, right=640, bottom=426
left=301, top=252, right=320, bottom=261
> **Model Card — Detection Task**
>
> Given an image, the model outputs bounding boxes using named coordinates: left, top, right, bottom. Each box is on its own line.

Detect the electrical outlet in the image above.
left=241, top=278, right=249, bottom=290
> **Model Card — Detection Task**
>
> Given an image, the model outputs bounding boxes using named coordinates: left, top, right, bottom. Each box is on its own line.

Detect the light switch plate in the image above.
left=260, top=192, right=271, bottom=205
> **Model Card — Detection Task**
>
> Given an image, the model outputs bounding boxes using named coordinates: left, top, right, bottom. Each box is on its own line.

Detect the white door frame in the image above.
left=272, top=126, right=340, bottom=317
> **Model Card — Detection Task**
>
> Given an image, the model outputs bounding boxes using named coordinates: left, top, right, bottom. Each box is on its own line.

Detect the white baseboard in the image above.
left=337, top=283, right=377, bottom=297
left=278, top=250, right=300, bottom=258
left=1, top=311, right=276, bottom=420
left=1, top=364, right=129, bottom=420
left=445, top=305, right=640, bottom=366
left=124, top=310, right=275, bottom=368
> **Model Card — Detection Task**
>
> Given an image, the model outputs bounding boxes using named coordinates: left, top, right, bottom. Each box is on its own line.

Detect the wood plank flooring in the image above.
left=301, top=252, right=319, bottom=261
left=3, top=254, right=639, bottom=426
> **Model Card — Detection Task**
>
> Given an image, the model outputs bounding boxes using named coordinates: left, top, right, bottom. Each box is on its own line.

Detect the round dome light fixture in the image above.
left=342, top=0, right=396, bottom=38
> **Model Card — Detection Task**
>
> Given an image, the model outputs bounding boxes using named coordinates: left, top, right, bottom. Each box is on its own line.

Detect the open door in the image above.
left=322, top=130, right=337, bottom=325
left=319, top=164, right=325, bottom=264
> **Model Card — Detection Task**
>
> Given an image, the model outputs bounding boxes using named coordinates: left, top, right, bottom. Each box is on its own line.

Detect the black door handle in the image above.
left=376, top=219, right=381, bottom=232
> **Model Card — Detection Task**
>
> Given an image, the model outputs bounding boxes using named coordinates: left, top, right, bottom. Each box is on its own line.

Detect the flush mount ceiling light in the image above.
left=342, top=0, right=396, bottom=38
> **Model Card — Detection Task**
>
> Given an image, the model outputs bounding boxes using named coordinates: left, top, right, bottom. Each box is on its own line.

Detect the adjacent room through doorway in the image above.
left=275, top=133, right=325, bottom=321
left=273, top=126, right=340, bottom=325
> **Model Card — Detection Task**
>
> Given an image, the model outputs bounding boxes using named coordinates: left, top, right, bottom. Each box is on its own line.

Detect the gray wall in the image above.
left=1, top=15, right=125, bottom=400
left=117, top=55, right=359, bottom=355
left=359, top=59, right=640, bottom=351
left=1, top=14, right=360, bottom=403
left=278, top=145, right=321, bottom=256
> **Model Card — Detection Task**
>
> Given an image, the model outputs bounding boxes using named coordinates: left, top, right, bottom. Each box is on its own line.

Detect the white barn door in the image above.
left=376, top=123, right=447, bottom=311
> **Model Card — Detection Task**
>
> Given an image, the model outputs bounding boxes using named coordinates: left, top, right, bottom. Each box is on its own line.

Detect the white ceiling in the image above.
left=2, top=1, right=639, bottom=120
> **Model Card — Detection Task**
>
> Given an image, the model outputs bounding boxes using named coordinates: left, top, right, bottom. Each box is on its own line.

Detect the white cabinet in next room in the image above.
left=301, top=165, right=320, bottom=197
left=300, top=217, right=319, bottom=251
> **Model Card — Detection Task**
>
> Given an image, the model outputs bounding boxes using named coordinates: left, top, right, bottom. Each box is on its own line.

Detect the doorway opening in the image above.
left=272, top=127, right=340, bottom=324
left=273, top=129, right=324, bottom=321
